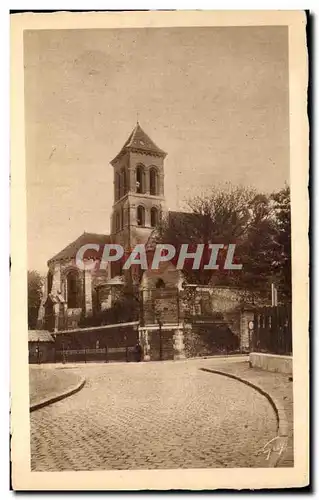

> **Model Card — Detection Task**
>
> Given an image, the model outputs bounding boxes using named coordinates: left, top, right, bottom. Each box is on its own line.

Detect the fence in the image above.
left=54, top=346, right=138, bottom=363
left=251, top=305, right=292, bottom=355
left=29, top=322, right=140, bottom=364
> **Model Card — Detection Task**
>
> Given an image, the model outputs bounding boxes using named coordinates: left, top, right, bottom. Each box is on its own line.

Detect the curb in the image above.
left=30, top=376, right=86, bottom=412
left=200, top=368, right=289, bottom=467
left=188, top=354, right=249, bottom=361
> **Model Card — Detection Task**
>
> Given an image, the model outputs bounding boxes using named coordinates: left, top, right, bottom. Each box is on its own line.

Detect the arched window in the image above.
left=136, top=165, right=146, bottom=194
left=137, top=205, right=145, bottom=226
left=121, top=206, right=124, bottom=229
left=150, top=167, right=158, bottom=195
left=115, top=212, right=120, bottom=232
left=121, top=167, right=127, bottom=196
left=156, top=278, right=165, bottom=289
left=67, top=270, right=80, bottom=308
left=119, top=171, right=123, bottom=198
left=47, top=271, right=53, bottom=294
left=150, top=207, right=159, bottom=227
left=115, top=172, right=120, bottom=201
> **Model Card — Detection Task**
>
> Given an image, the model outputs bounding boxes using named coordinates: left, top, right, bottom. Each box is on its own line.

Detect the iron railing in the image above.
left=251, top=304, right=292, bottom=355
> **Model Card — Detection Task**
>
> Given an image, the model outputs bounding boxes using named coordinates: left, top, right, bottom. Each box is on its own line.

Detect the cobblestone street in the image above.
left=30, top=358, right=278, bottom=470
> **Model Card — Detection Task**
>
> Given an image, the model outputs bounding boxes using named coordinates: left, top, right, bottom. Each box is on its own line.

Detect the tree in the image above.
left=236, top=193, right=278, bottom=291
left=28, top=270, right=43, bottom=329
left=152, top=182, right=291, bottom=301
left=154, top=184, right=255, bottom=285
left=80, top=285, right=140, bottom=328
left=270, top=186, right=291, bottom=300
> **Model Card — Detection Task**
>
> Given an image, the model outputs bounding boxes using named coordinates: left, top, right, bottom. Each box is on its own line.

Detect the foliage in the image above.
left=270, top=185, right=291, bottom=300
left=28, top=270, right=43, bottom=329
left=153, top=182, right=291, bottom=301
left=79, top=287, right=140, bottom=328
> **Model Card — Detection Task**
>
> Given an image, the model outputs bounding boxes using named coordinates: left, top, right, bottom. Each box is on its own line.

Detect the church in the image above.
left=37, top=123, right=177, bottom=332
left=37, top=123, right=259, bottom=359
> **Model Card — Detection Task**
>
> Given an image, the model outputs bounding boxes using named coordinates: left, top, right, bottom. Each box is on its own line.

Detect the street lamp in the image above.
left=124, top=333, right=128, bottom=362
left=155, top=312, right=163, bottom=361
left=36, top=339, right=40, bottom=364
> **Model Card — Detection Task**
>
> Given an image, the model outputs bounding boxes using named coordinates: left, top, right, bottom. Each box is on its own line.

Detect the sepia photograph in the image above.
left=11, top=10, right=309, bottom=490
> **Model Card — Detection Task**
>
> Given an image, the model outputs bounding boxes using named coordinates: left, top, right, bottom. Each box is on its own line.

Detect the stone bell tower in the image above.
left=110, top=123, right=167, bottom=279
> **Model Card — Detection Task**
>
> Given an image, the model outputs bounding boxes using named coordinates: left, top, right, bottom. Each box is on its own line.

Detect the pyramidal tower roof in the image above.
left=111, top=123, right=167, bottom=164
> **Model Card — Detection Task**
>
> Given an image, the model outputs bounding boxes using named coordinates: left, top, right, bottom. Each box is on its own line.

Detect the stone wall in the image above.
left=141, top=263, right=181, bottom=325
left=139, top=325, right=185, bottom=361
left=142, top=289, right=180, bottom=325
left=183, top=325, right=212, bottom=358
left=139, top=281, right=267, bottom=358
left=180, top=286, right=266, bottom=353
left=183, top=323, right=240, bottom=358
left=240, top=309, right=255, bottom=351
left=250, top=352, right=293, bottom=374
left=180, top=285, right=263, bottom=317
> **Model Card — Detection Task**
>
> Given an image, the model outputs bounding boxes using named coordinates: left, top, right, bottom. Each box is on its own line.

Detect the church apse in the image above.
left=37, top=233, right=111, bottom=331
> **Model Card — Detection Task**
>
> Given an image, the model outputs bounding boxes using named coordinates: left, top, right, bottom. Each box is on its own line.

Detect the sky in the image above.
left=24, top=26, right=289, bottom=273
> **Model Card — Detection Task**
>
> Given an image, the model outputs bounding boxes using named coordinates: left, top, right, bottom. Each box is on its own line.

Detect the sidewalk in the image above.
left=29, top=365, right=85, bottom=410
left=203, top=360, right=293, bottom=467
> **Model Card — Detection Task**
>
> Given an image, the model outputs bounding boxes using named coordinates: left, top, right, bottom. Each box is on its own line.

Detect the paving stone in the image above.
left=204, top=359, right=294, bottom=467
left=30, top=358, right=279, bottom=471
